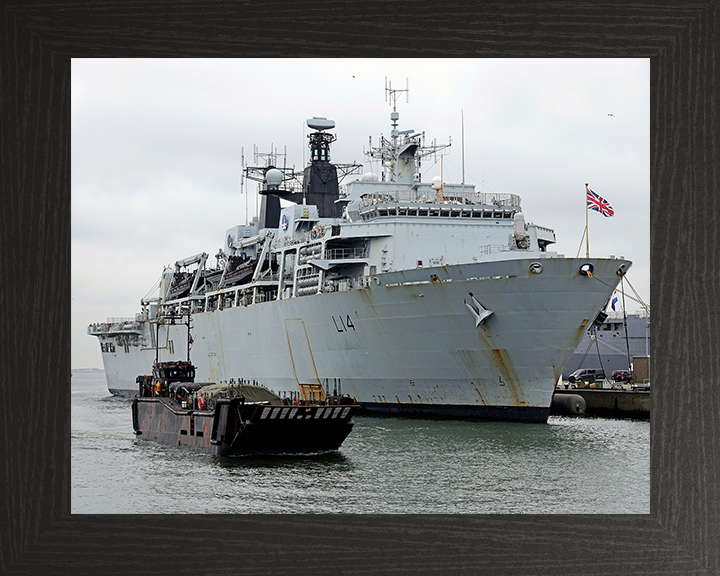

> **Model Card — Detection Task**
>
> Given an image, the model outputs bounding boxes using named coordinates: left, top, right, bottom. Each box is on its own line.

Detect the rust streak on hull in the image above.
left=489, top=348, right=525, bottom=406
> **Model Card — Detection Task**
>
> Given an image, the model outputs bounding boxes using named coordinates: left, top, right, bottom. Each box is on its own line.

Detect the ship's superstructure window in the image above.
left=358, top=206, right=522, bottom=220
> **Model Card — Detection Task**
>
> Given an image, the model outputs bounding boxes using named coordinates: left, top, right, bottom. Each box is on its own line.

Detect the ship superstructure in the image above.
left=89, top=83, right=631, bottom=422
left=562, top=311, right=650, bottom=379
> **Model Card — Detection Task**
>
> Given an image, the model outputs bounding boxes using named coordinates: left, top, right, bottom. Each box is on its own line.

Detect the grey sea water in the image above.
left=72, top=370, right=650, bottom=514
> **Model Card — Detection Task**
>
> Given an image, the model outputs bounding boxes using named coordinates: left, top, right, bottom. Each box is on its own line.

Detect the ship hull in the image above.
left=358, top=402, right=549, bottom=422
left=99, top=256, right=627, bottom=422
left=131, top=397, right=356, bottom=455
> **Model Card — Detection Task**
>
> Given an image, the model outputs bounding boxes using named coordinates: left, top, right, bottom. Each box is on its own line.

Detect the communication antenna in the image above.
left=461, top=110, right=465, bottom=198
left=241, top=147, right=247, bottom=225
left=385, top=77, right=409, bottom=148
left=385, top=77, right=409, bottom=106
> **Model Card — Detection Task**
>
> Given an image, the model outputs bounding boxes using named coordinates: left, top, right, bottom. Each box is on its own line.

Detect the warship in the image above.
left=89, top=83, right=631, bottom=422
left=561, top=311, right=650, bottom=380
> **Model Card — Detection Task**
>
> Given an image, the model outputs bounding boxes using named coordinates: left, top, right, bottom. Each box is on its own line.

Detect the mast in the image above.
left=385, top=77, right=409, bottom=150
left=369, top=78, right=450, bottom=184
left=461, top=110, right=465, bottom=198
left=620, top=276, right=632, bottom=372
left=241, top=147, right=247, bottom=225
left=585, top=183, right=590, bottom=258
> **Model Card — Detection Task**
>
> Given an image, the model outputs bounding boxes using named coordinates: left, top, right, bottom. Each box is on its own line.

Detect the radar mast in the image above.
left=365, top=78, right=452, bottom=183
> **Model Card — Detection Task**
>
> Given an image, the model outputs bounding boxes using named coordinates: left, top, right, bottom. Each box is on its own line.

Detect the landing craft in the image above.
left=89, top=82, right=630, bottom=422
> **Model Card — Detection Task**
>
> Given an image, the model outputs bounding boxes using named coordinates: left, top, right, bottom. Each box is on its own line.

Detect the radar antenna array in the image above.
left=385, top=77, right=409, bottom=109
left=243, top=144, right=300, bottom=189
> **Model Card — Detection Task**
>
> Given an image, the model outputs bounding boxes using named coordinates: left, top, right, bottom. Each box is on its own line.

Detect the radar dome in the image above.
left=265, top=168, right=283, bottom=188
left=431, top=176, right=442, bottom=190
left=307, top=117, right=335, bottom=131
left=361, top=172, right=378, bottom=182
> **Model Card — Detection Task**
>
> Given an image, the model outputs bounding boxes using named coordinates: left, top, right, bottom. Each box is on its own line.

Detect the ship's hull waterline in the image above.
left=97, top=256, right=627, bottom=422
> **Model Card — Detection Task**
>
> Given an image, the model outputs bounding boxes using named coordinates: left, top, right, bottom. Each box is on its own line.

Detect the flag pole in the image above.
left=585, top=183, right=589, bottom=258
left=576, top=226, right=587, bottom=258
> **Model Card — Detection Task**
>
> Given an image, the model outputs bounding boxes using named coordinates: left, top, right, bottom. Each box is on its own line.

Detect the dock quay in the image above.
left=551, top=386, right=649, bottom=419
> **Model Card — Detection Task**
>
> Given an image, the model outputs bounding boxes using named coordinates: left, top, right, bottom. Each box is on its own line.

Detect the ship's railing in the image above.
left=605, top=310, right=650, bottom=320
left=358, top=189, right=521, bottom=208
left=276, top=228, right=328, bottom=249
left=88, top=319, right=143, bottom=334
left=325, top=247, right=368, bottom=260
left=478, top=244, right=512, bottom=256
left=323, top=277, right=361, bottom=292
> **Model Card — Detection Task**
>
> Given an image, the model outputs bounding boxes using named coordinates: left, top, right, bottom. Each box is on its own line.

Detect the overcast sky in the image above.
left=71, top=58, right=650, bottom=369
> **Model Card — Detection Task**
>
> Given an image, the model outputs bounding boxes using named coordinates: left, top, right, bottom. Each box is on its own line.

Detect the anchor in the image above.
left=464, top=292, right=493, bottom=327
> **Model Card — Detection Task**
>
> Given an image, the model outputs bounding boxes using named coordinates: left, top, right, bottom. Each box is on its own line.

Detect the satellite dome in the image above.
left=361, top=172, right=378, bottom=182
left=431, top=176, right=442, bottom=190
left=265, top=168, right=283, bottom=188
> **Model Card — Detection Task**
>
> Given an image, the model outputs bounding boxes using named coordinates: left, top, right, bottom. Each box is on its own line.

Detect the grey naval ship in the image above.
left=562, top=311, right=650, bottom=380
left=89, top=85, right=631, bottom=422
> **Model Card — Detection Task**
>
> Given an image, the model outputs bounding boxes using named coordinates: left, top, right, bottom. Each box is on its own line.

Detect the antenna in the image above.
left=385, top=77, right=409, bottom=110
left=241, top=147, right=247, bottom=225
left=385, top=77, right=409, bottom=149
left=461, top=110, right=465, bottom=195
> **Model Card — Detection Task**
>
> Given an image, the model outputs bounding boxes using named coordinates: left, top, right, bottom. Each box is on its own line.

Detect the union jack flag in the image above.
left=587, top=187, right=614, bottom=217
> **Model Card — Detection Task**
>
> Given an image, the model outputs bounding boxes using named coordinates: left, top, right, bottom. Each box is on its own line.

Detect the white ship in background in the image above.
left=89, top=82, right=631, bottom=422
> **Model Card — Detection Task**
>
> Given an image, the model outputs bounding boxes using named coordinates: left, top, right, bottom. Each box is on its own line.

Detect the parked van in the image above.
left=568, top=368, right=606, bottom=384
